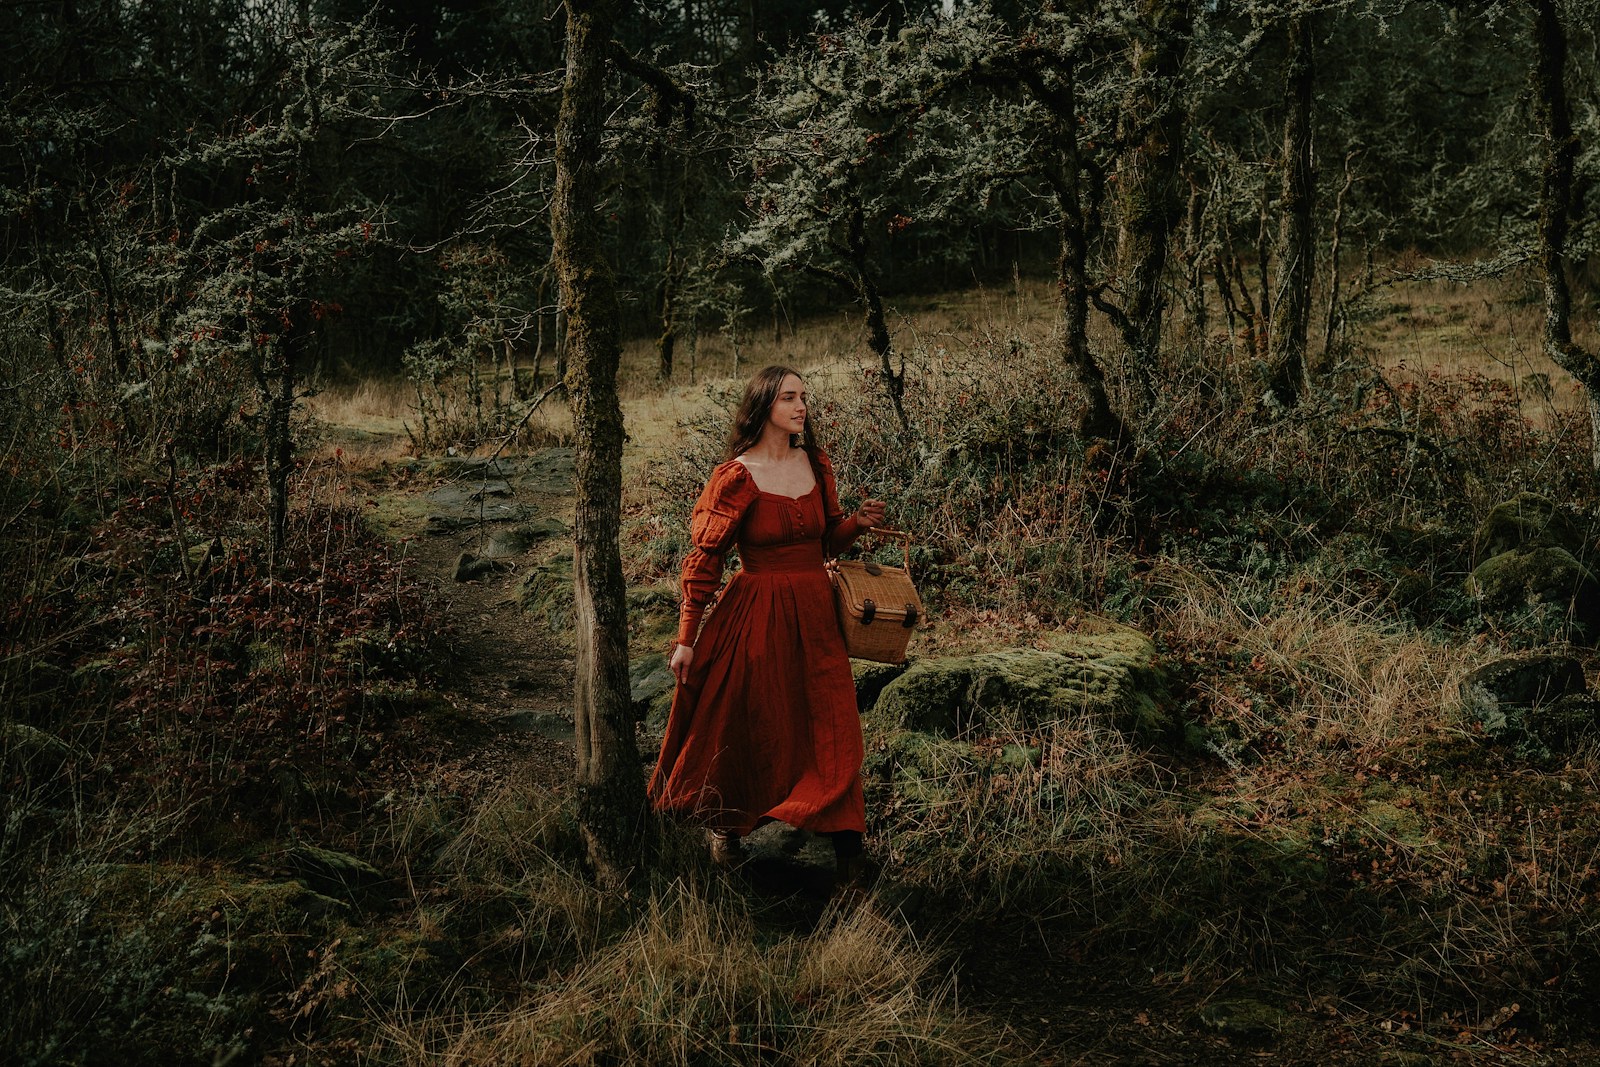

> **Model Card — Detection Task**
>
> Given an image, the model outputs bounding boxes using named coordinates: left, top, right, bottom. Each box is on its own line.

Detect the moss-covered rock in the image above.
left=1459, top=651, right=1596, bottom=753
left=1459, top=652, right=1586, bottom=710
left=453, top=551, right=512, bottom=582
left=852, top=660, right=909, bottom=711
left=1472, top=493, right=1582, bottom=565
left=871, top=628, right=1172, bottom=738
left=1196, top=998, right=1287, bottom=1039
left=483, top=516, right=568, bottom=558
left=519, top=553, right=575, bottom=632
left=1525, top=693, right=1600, bottom=749
left=285, top=844, right=392, bottom=908
left=1, top=721, right=81, bottom=781
left=627, top=581, right=682, bottom=650
left=1467, top=547, right=1600, bottom=638
left=863, top=728, right=977, bottom=805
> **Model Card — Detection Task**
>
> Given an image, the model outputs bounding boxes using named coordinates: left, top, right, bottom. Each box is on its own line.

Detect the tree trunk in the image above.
left=1265, top=14, right=1316, bottom=409
left=657, top=241, right=677, bottom=381
left=847, top=199, right=910, bottom=435
left=1051, top=60, right=1125, bottom=445
left=262, top=332, right=296, bottom=568
left=1533, top=0, right=1600, bottom=470
left=1113, top=0, right=1193, bottom=404
left=551, top=0, right=651, bottom=884
left=1322, top=150, right=1359, bottom=362
left=1178, top=174, right=1208, bottom=347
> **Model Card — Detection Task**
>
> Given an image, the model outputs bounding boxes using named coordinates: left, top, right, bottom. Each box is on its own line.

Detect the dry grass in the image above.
left=379, top=884, right=1015, bottom=1067
left=303, top=268, right=1600, bottom=1042
left=1360, top=275, right=1591, bottom=423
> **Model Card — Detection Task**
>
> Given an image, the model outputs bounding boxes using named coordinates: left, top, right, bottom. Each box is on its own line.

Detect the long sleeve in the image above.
left=677, top=462, right=756, bottom=647
left=815, top=450, right=864, bottom=557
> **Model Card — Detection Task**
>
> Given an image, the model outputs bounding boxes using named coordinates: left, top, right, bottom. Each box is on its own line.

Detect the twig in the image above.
left=488, top=380, right=565, bottom=464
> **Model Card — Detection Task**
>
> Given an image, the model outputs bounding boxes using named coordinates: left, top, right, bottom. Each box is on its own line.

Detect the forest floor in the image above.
left=321, top=419, right=1594, bottom=1067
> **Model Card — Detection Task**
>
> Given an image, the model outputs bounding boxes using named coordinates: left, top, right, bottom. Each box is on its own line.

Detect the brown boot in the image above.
left=707, top=829, right=744, bottom=867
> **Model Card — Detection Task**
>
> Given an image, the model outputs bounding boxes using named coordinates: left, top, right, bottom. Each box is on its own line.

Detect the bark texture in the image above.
left=1113, top=0, right=1193, bottom=402
left=1045, top=61, right=1125, bottom=445
left=1533, top=0, right=1600, bottom=471
left=552, top=0, right=651, bottom=883
left=1266, top=14, right=1316, bottom=409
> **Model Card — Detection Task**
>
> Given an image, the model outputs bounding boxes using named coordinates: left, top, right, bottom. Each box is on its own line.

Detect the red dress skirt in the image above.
left=648, top=452, right=866, bottom=836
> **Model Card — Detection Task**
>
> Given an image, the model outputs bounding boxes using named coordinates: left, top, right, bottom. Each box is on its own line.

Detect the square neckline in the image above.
left=734, top=455, right=819, bottom=501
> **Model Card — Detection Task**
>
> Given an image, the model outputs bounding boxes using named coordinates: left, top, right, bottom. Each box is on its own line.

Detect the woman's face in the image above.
left=766, top=373, right=808, bottom=439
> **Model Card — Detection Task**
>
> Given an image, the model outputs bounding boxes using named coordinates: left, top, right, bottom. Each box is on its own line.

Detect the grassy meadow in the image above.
left=6, top=266, right=1600, bottom=1065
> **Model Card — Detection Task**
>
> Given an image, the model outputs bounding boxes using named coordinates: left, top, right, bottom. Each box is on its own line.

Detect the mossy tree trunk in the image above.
left=551, top=0, right=652, bottom=885
left=1532, top=0, right=1600, bottom=472
left=1022, top=57, right=1126, bottom=446
left=1112, top=0, right=1193, bottom=406
left=1265, top=13, right=1316, bottom=410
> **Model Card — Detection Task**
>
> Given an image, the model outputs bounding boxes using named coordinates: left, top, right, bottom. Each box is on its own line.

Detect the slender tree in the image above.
left=550, top=0, right=651, bottom=884
left=1264, top=11, right=1316, bottom=409
left=1111, top=0, right=1194, bottom=403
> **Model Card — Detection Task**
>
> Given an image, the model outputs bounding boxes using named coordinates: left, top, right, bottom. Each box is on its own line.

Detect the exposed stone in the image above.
left=454, top=551, right=511, bottom=583
left=482, top=517, right=568, bottom=558
left=1472, top=492, right=1583, bottom=565
left=284, top=844, right=392, bottom=908
left=871, top=628, right=1172, bottom=737
left=1467, top=547, right=1600, bottom=639
left=427, top=479, right=512, bottom=508
left=1460, top=651, right=1595, bottom=752
left=1459, top=652, right=1586, bottom=710
left=427, top=504, right=537, bottom=532
left=496, top=708, right=576, bottom=742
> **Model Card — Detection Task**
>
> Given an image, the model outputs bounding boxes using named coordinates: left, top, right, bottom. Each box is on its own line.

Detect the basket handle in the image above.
left=859, top=526, right=912, bottom=570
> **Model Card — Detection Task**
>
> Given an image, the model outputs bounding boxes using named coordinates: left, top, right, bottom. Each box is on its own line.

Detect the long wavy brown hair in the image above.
left=722, top=364, right=818, bottom=460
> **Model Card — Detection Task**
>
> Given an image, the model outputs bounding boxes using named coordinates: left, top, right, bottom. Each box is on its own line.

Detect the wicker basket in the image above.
left=828, top=529, right=923, bottom=664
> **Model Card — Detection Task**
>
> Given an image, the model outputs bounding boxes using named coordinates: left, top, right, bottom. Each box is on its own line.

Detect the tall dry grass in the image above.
left=357, top=778, right=1018, bottom=1067
left=381, top=884, right=1013, bottom=1067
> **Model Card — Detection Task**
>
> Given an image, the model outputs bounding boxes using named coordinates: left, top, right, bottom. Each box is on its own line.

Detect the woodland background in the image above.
left=7, top=0, right=1600, bottom=1063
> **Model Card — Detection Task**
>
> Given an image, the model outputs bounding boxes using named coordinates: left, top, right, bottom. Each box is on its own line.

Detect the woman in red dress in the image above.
left=648, top=365, right=886, bottom=884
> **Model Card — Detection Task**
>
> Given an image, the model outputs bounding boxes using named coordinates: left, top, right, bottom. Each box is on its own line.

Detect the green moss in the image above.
left=4, top=861, right=347, bottom=1066
left=852, top=660, right=910, bottom=712
left=1468, top=546, right=1597, bottom=606
left=519, top=553, right=575, bottom=633
left=285, top=844, right=391, bottom=908
left=1473, top=493, right=1581, bottom=564
left=627, top=581, right=681, bottom=649
left=871, top=629, right=1172, bottom=738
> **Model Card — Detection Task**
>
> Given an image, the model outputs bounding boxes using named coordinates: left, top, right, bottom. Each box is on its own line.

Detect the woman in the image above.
left=648, top=364, right=886, bottom=886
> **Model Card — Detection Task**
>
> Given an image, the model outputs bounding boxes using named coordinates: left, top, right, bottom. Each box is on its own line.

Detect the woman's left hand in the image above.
left=854, top=499, right=886, bottom=529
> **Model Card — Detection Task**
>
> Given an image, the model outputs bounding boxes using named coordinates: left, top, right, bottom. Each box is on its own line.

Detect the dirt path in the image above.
left=368, top=449, right=580, bottom=797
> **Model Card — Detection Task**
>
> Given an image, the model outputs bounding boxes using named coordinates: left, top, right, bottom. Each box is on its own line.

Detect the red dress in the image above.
left=648, top=450, right=866, bottom=836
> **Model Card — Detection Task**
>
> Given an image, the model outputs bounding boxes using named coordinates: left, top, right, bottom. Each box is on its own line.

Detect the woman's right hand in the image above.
left=669, top=643, right=694, bottom=685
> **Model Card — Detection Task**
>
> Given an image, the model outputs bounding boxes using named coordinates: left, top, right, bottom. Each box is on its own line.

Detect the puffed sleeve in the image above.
left=676, top=461, right=757, bottom=647
left=814, top=449, right=864, bottom=557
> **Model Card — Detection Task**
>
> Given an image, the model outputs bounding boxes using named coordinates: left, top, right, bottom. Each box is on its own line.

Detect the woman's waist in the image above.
left=736, top=541, right=826, bottom=574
